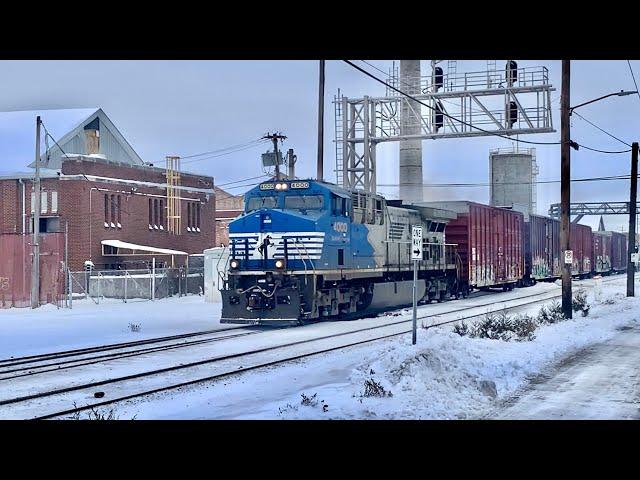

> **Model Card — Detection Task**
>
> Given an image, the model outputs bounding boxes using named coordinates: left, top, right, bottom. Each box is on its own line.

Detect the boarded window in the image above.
left=104, top=194, right=109, bottom=225
left=51, top=191, right=58, bottom=213
left=117, top=195, right=122, bottom=227
left=41, top=191, right=47, bottom=213
left=148, top=198, right=152, bottom=226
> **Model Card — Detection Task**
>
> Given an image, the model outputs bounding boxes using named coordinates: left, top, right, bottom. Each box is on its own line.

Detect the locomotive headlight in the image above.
left=275, top=259, right=286, bottom=269
left=275, top=182, right=288, bottom=191
left=275, top=183, right=282, bottom=190
left=230, top=259, right=240, bottom=270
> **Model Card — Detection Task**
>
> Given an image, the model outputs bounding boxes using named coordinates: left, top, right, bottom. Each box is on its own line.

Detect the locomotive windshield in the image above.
left=246, top=195, right=278, bottom=212
left=284, top=195, right=324, bottom=211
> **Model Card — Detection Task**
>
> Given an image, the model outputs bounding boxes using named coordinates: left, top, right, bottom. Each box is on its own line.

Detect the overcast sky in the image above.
left=1, top=60, right=639, bottom=231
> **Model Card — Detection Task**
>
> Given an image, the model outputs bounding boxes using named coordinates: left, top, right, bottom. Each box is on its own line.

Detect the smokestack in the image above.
left=399, top=60, right=423, bottom=203
left=84, top=117, right=100, bottom=155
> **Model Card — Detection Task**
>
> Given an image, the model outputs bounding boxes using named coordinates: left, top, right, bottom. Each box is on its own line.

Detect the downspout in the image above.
left=18, top=179, right=25, bottom=233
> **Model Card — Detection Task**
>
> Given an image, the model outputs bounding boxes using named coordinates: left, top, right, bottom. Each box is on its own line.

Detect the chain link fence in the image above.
left=68, top=266, right=204, bottom=304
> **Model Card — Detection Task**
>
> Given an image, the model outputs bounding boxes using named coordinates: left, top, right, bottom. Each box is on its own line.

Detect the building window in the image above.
left=41, top=191, right=48, bottom=213
left=51, top=191, right=58, bottom=213
left=154, top=199, right=159, bottom=229
left=159, top=199, right=164, bottom=230
left=186, top=201, right=200, bottom=233
left=117, top=195, right=122, bottom=228
left=104, top=194, right=109, bottom=227
left=149, top=198, right=153, bottom=229
left=110, top=194, right=116, bottom=227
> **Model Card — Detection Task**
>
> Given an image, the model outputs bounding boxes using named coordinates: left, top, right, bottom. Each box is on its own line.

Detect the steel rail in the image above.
left=4, top=274, right=630, bottom=420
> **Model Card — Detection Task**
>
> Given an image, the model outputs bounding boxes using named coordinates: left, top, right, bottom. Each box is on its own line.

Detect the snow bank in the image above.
left=0, top=295, right=224, bottom=359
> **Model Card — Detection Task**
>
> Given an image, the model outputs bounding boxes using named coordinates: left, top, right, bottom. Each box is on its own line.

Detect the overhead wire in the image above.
left=346, top=60, right=633, bottom=154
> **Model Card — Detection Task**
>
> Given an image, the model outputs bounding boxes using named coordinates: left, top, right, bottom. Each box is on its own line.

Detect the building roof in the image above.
left=30, top=109, right=145, bottom=169
left=101, top=239, right=188, bottom=256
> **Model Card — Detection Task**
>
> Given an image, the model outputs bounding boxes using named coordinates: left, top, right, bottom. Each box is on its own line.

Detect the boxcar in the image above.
left=570, top=223, right=593, bottom=278
left=610, top=231, right=628, bottom=272
left=421, top=201, right=524, bottom=291
left=524, top=214, right=560, bottom=284
left=592, top=231, right=612, bottom=274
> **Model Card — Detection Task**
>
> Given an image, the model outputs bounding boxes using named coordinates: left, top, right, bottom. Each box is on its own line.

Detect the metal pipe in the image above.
left=18, top=179, right=25, bottom=234
left=317, top=60, right=325, bottom=181
left=560, top=60, right=572, bottom=319
left=628, top=142, right=638, bottom=297
left=31, top=116, right=41, bottom=309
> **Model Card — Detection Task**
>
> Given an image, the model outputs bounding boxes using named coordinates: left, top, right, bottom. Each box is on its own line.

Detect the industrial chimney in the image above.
left=84, top=117, right=100, bottom=155
left=399, top=60, right=423, bottom=203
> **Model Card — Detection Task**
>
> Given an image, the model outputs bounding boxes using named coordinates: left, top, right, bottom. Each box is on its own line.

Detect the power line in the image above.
left=360, top=60, right=487, bottom=116
left=576, top=145, right=631, bottom=154
left=572, top=111, right=631, bottom=147
left=376, top=174, right=638, bottom=188
left=344, top=60, right=562, bottom=146
left=626, top=60, right=640, bottom=104
left=182, top=140, right=270, bottom=164
left=180, top=138, right=268, bottom=160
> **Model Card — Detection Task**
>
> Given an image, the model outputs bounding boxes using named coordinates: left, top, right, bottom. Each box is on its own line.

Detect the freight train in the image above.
left=219, top=179, right=631, bottom=325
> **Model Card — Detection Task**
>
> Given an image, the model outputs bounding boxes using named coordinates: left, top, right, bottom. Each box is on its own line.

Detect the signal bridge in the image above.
left=334, top=62, right=555, bottom=194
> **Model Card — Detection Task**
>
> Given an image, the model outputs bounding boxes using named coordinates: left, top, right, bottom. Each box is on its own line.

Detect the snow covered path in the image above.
left=492, top=325, right=640, bottom=419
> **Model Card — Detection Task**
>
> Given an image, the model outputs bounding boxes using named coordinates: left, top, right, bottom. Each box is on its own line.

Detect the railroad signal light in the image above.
left=508, top=101, right=518, bottom=128
left=433, top=101, right=444, bottom=132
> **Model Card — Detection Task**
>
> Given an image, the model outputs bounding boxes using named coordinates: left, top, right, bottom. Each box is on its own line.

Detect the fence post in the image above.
left=178, top=267, right=182, bottom=298
left=124, top=271, right=128, bottom=303
left=68, top=268, right=72, bottom=309
left=97, top=272, right=101, bottom=304
left=152, top=257, right=156, bottom=301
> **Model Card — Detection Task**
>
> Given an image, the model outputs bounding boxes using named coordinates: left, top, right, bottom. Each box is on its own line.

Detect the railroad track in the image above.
left=1, top=273, right=630, bottom=420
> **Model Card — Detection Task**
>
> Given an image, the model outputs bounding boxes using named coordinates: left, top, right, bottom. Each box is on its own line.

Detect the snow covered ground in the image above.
left=97, top=275, right=640, bottom=420
left=0, top=295, right=226, bottom=359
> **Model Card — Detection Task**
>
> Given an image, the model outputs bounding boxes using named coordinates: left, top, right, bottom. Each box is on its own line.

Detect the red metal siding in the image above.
left=0, top=233, right=64, bottom=308
left=570, top=223, right=592, bottom=276
left=445, top=202, right=523, bottom=288
left=592, top=231, right=612, bottom=273
left=525, top=214, right=561, bottom=280
left=611, top=231, right=628, bottom=272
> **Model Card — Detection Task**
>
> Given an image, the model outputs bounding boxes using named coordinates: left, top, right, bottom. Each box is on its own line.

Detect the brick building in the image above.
left=214, top=186, right=243, bottom=247
left=0, top=109, right=216, bottom=271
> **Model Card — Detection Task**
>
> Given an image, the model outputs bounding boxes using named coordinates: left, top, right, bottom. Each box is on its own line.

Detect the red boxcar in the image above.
left=592, top=231, right=612, bottom=274
left=524, top=214, right=561, bottom=283
left=424, top=201, right=524, bottom=291
left=570, top=223, right=592, bottom=277
left=610, top=231, right=628, bottom=272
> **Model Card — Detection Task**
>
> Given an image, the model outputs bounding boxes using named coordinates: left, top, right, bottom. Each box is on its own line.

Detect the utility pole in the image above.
left=560, top=60, right=572, bottom=319
left=30, top=116, right=42, bottom=309
left=317, top=60, right=325, bottom=181
left=263, top=132, right=286, bottom=181
left=628, top=142, right=638, bottom=296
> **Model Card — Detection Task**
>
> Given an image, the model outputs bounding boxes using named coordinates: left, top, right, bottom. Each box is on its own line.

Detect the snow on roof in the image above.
left=101, top=239, right=188, bottom=256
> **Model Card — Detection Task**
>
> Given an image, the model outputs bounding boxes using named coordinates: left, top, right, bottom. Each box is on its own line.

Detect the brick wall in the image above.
left=1, top=159, right=217, bottom=271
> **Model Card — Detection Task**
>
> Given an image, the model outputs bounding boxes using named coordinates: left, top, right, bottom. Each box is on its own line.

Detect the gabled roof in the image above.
left=30, top=108, right=145, bottom=169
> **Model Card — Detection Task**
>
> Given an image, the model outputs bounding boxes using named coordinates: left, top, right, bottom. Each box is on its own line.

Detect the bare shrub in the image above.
left=572, top=290, right=590, bottom=317
left=300, top=393, right=318, bottom=407
left=128, top=323, right=141, bottom=333
left=362, top=379, right=393, bottom=398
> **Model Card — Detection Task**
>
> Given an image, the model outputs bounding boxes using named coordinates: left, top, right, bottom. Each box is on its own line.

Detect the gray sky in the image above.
left=1, top=60, right=639, bottom=231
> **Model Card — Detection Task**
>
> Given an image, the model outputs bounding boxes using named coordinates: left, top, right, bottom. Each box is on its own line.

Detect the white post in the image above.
left=124, top=271, right=128, bottom=303
left=412, top=259, right=418, bottom=345
left=152, top=257, right=156, bottom=301
left=68, top=268, right=73, bottom=309
left=411, top=225, right=423, bottom=346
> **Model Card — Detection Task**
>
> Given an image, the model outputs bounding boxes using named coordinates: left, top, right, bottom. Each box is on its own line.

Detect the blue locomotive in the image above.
left=220, top=179, right=460, bottom=325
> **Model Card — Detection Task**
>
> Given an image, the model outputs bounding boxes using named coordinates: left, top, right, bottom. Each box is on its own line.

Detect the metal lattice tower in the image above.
left=334, top=61, right=556, bottom=195
left=166, top=155, right=181, bottom=234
